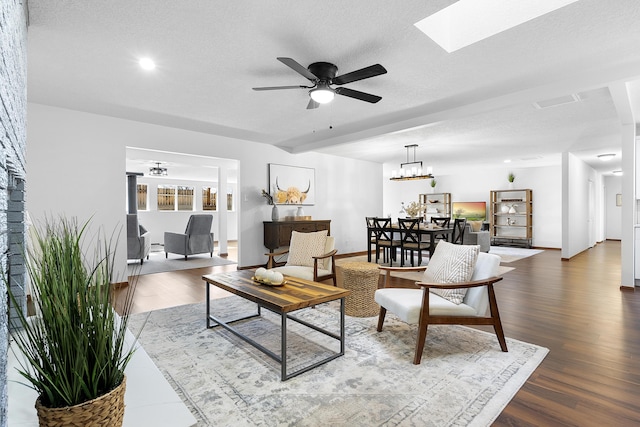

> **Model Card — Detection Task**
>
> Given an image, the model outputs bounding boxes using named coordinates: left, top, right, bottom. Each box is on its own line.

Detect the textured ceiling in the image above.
left=27, top=0, right=640, bottom=179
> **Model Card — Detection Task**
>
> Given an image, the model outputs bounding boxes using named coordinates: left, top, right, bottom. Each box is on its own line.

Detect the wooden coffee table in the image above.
left=202, top=270, right=350, bottom=381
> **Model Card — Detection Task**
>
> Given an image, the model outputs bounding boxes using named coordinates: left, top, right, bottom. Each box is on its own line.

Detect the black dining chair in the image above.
left=451, top=218, right=467, bottom=244
left=430, top=217, right=451, bottom=243
left=366, top=216, right=376, bottom=262
left=398, top=218, right=430, bottom=267
left=373, top=217, right=401, bottom=266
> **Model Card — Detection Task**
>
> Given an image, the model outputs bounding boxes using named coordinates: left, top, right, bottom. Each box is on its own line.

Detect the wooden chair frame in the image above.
left=451, top=218, right=467, bottom=244
left=373, top=217, right=401, bottom=266
left=265, top=248, right=338, bottom=285
left=398, top=218, right=430, bottom=267
left=377, top=266, right=507, bottom=364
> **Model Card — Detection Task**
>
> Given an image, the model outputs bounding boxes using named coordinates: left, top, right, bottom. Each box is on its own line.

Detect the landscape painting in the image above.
left=452, top=201, right=486, bottom=220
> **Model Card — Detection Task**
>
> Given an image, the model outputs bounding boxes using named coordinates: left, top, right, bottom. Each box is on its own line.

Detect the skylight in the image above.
left=414, top=0, right=580, bottom=53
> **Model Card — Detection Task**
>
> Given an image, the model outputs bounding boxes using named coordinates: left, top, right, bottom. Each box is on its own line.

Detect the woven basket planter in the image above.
left=35, top=376, right=126, bottom=427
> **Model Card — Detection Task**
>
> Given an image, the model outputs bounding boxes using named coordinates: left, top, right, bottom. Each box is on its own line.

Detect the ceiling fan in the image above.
left=252, top=57, right=387, bottom=109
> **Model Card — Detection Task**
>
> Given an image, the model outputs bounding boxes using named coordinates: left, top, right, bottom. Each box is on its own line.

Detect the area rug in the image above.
left=128, top=251, right=236, bottom=276
left=488, top=246, right=544, bottom=263
left=128, top=297, right=548, bottom=426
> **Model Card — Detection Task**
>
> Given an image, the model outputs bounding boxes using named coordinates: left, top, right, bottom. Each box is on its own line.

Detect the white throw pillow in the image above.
left=423, top=241, right=480, bottom=304
left=286, top=230, right=328, bottom=267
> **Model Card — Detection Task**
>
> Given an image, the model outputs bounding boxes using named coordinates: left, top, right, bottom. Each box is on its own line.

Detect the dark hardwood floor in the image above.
left=116, top=240, right=640, bottom=426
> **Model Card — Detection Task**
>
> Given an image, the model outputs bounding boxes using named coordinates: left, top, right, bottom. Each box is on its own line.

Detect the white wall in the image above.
left=26, top=103, right=382, bottom=280
left=562, top=152, right=603, bottom=259
left=382, top=163, right=563, bottom=248
left=604, top=175, right=622, bottom=240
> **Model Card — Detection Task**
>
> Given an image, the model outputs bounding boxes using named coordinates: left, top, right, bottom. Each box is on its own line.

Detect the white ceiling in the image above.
left=27, top=0, right=640, bottom=179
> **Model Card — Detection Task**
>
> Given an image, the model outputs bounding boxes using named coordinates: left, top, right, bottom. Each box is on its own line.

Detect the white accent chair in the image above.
left=375, top=252, right=507, bottom=364
left=266, top=235, right=337, bottom=285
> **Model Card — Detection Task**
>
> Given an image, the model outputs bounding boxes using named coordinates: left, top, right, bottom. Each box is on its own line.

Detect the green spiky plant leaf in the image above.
left=8, top=216, right=136, bottom=408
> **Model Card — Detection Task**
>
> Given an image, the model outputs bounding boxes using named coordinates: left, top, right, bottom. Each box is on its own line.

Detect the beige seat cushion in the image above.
left=423, top=241, right=479, bottom=304
left=374, top=288, right=479, bottom=323
left=273, top=265, right=333, bottom=282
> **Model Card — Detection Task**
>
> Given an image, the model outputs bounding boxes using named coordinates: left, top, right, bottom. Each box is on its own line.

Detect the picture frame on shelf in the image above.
left=268, top=164, right=316, bottom=205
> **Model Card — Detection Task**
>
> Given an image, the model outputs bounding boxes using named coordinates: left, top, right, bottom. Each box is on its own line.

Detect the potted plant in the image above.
left=430, top=178, right=437, bottom=193
left=8, top=216, right=136, bottom=427
left=508, top=172, right=515, bottom=189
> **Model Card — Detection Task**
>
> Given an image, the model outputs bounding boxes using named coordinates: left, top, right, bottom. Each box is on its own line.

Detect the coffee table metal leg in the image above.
left=281, top=312, right=287, bottom=380
left=206, top=281, right=211, bottom=328
left=340, top=297, right=345, bottom=354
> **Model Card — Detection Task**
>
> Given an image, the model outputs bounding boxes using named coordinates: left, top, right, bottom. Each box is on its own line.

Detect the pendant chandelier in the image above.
left=149, top=162, right=168, bottom=176
left=390, top=144, right=434, bottom=181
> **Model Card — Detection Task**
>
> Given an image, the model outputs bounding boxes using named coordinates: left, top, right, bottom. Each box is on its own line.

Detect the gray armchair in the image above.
left=164, top=214, right=214, bottom=260
left=462, top=223, right=490, bottom=252
left=127, top=214, right=151, bottom=264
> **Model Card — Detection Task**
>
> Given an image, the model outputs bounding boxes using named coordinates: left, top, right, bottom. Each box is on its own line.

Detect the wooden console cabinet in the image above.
left=263, top=220, right=331, bottom=251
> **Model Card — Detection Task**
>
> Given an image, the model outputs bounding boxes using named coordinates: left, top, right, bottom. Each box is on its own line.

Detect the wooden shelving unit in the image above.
left=490, top=189, right=533, bottom=248
left=419, top=192, right=451, bottom=222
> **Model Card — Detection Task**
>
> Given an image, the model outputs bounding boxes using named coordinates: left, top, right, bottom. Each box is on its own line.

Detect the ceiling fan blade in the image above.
left=306, top=98, right=320, bottom=109
left=277, top=57, right=318, bottom=81
left=252, top=85, right=309, bottom=91
left=332, top=64, right=387, bottom=85
left=335, top=87, right=382, bottom=103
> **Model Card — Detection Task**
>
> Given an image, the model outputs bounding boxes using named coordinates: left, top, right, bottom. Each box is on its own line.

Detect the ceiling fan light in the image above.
left=310, top=87, right=335, bottom=104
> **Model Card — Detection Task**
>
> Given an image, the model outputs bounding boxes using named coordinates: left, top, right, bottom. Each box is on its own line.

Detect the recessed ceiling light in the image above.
left=414, top=0, right=579, bottom=53
left=139, top=57, right=156, bottom=71
left=503, top=159, right=511, bottom=163
left=597, top=153, right=616, bottom=161
left=612, top=170, right=623, bottom=176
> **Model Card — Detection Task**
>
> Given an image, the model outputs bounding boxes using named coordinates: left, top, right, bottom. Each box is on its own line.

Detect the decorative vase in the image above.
left=430, top=187, right=435, bottom=194
left=509, top=205, right=517, bottom=214
left=501, top=205, right=510, bottom=213
left=296, top=206, right=305, bottom=217
left=508, top=182, right=514, bottom=190
left=36, top=376, right=126, bottom=427
left=271, top=205, right=279, bottom=221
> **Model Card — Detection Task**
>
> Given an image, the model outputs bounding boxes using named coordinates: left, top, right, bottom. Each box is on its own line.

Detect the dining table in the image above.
left=367, top=220, right=454, bottom=263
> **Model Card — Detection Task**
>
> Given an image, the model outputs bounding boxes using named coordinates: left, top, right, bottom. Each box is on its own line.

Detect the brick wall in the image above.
left=0, top=1, right=28, bottom=425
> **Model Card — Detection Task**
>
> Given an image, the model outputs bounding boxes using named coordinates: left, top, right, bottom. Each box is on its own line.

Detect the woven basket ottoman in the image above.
left=338, top=261, right=380, bottom=317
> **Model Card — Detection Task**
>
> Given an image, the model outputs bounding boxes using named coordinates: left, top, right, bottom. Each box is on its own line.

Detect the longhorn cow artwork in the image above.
left=268, top=164, right=315, bottom=205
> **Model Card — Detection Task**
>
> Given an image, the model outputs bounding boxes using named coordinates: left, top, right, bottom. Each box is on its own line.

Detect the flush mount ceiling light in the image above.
left=139, top=57, right=156, bottom=71
left=390, top=144, right=434, bottom=181
left=612, top=170, right=623, bottom=176
left=597, top=153, right=616, bottom=161
left=414, top=0, right=579, bottom=53
left=149, top=162, right=167, bottom=176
